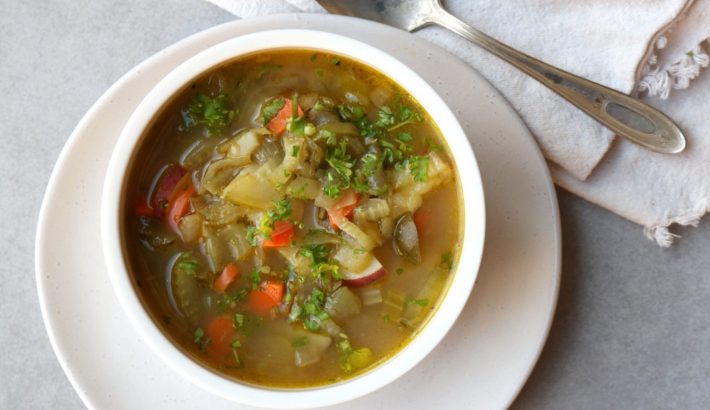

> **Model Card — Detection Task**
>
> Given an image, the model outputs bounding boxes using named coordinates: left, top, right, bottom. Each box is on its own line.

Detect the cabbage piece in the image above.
left=294, top=332, right=332, bottom=368
left=353, top=199, right=390, bottom=222
left=222, top=164, right=282, bottom=209
left=177, top=212, right=202, bottom=243
left=286, top=176, right=321, bottom=200
left=325, top=287, right=362, bottom=322
left=218, top=128, right=269, bottom=159
left=217, top=223, right=252, bottom=261
left=201, top=156, right=251, bottom=195
left=171, top=253, right=203, bottom=325
left=333, top=246, right=373, bottom=273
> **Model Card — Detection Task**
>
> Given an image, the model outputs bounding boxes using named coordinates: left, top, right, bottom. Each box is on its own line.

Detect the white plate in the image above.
left=35, top=14, right=560, bottom=410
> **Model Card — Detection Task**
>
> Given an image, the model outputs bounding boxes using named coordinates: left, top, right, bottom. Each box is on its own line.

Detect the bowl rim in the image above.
left=101, top=28, right=485, bottom=409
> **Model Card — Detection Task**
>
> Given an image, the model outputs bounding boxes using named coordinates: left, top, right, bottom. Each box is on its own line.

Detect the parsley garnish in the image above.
left=375, top=106, right=396, bottom=128
left=176, top=252, right=199, bottom=276
left=409, top=155, right=429, bottom=182
left=193, top=327, right=204, bottom=344
left=182, top=93, right=235, bottom=135
left=289, top=288, right=329, bottom=331
left=262, top=97, right=285, bottom=125
left=411, top=298, right=429, bottom=307
left=440, top=251, right=453, bottom=270
left=317, top=129, right=338, bottom=145
left=299, top=244, right=342, bottom=281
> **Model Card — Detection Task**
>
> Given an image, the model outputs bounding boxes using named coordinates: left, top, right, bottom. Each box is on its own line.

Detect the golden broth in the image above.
left=124, top=50, right=461, bottom=387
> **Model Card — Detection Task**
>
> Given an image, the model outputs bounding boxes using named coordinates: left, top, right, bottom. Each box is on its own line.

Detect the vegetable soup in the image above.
left=123, top=50, right=462, bottom=387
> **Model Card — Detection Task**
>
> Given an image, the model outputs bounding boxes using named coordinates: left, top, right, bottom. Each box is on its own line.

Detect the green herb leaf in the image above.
left=182, top=93, right=235, bottom=135
left=440, top=251, right=453, bottom=270
left=409, top=155, right=429, bottom=182
left=193, top=327, right=204, bottom=344
left=262, top=97, right=285, bottom=125
left=176, top=252, right=199, bottom=276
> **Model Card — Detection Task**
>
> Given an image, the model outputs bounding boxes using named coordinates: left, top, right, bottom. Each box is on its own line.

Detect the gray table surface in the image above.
left=2, top=1, right=709, bottom=409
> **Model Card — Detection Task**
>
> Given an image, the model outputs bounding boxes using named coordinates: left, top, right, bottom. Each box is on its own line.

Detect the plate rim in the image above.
left=35, top=13, right=561, bottom=409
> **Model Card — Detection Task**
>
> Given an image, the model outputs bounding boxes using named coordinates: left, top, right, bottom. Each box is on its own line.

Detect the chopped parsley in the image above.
left=317, top=129, right=338, bottom=145
left=193, top=327, right=204, bottom=344
left=375, top=105, right=396, bottom=128
left=261, top=97, right=285, bottom=125
left=181, top=93, right=235, bottom=135
left=176, top=252, right=199, bottom=276
left=299, top=244, right=342, bottom=281
left=248, top=199, right=293, bottom=243
left=289, top=288, right=329, bottom=331
left=248, top=268, right=262, bottom=289
left=409, top=298, right=429, bottom=307
left=291, top=145, right=301, bottom=157
left=323, top=140, right=355, bottom=198
left=440, top=251, right=453, bottom=270
left=408, top=155, right=429, bottom=182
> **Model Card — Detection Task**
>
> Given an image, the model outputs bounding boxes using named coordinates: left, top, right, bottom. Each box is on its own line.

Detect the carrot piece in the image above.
left=213, top=263, right=239, bottom=294
left=328, top=189, right=361, bottom=229
left=266, top=99, right=303, bottom=136
left=262, top=220, right=295, bottom=248
left=165, top=176, right=195, bottom=233
left=133, top=194, right=154, bottom=217
left=413, top=209, right=430, bottom=233
left=247, top=280, right=285, bottom=316
left=205, top=315, right=237, bottom=358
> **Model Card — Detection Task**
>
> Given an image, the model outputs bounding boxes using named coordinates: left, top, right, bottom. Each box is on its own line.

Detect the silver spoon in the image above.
left=316, top=0, right=686, bottom=154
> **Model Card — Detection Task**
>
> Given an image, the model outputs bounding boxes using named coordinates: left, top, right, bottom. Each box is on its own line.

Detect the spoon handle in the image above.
left=426, top=2, right=686, bottom=153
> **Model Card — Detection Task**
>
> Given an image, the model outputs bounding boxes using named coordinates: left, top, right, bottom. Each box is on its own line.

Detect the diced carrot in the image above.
left=213, top=263, right=239, bottom=294
left=413, top=210, right=430, bottom=233
left=150, top=164, right=186, bottom=216
left=205, top=315, right=237, bottom=358
left=166, top=176, right=195, bottom=233
left=133, top=194, right=154, bottom=217
left=247, top=280, right=285, bottom=316
left=328, top=189, right=361, bottom=229
left=266, top=99, right=303, bottom=136
left=262, top=220, right=295, bottom=248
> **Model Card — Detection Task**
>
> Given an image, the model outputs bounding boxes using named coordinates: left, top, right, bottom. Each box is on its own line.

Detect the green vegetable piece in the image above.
left=409, top=155, right=429, bottom=183
left=262, top=97, right=285, bottom=125
left=171, top=252, right=203, bottom=325
left=181, top=93, right=235, bottom=135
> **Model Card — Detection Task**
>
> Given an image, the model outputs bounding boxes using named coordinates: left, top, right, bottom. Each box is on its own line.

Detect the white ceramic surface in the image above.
left=101, top=29, right=485, bottom=409
left=35, top=14, right=560, bottom=410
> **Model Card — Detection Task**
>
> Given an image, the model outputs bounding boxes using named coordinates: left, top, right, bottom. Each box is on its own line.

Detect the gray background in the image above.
left=2, top=0, right=709, bottom=408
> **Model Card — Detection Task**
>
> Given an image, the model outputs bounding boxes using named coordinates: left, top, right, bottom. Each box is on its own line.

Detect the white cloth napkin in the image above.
left=206, top=0, right=709, bottom=246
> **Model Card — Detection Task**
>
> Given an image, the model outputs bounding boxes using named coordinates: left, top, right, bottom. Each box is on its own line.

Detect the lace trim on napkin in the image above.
left=638, top=36, right=710, bottom=99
